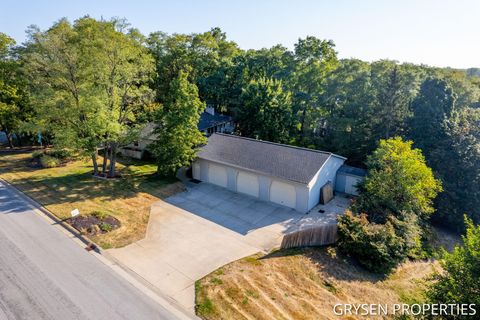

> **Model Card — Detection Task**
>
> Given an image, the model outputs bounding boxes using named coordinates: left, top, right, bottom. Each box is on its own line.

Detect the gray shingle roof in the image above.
left=197, top=133, right=345, bottom=184
left=338, top=165, right=367, bottom=177
left=198, top=112, right=233, bottom=131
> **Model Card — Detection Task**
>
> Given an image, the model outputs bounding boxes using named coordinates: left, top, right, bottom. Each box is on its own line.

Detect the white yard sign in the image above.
left=70, top=208, right=80, bottom=217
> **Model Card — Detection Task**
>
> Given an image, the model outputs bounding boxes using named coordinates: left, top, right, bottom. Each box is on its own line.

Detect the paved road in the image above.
left=0, top=181, right=185, bottom=320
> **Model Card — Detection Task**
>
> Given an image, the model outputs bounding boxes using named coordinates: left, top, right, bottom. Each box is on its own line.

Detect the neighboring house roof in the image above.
left=139, top=122, right=158, bottom=140
left=136, top=112, right=233, bottom=142
left=338, top=165, right=367, bottom=177
left=197, top=133, right=346, bottom=184
left=198, top=112, right=233, bottom=131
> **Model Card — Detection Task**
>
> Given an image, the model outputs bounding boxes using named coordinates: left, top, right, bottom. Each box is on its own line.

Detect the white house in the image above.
left=192, top=133, right=349, bottom=213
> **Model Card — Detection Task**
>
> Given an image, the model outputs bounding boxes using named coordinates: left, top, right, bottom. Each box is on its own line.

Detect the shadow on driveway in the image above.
left=165, top=182, right=304, bottom=236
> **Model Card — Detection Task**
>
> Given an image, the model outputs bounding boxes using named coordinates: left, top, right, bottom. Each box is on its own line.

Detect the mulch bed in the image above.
left=26, top=156, right=69, bottom=169
left=67, top=214, right=121, bottom=236
left=26, top=158, right=42, bottom=168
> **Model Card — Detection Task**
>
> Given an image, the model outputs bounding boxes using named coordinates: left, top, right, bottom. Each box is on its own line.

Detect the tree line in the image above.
left=0, top=16, right=479, bottom=232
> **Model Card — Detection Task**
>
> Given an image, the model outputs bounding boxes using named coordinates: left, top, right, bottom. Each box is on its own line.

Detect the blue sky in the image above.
left=1, top=0, right=479, bottom=68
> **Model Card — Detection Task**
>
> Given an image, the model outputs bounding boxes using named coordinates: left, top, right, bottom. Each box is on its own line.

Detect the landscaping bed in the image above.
left=68, top=211, right=121, bottom=236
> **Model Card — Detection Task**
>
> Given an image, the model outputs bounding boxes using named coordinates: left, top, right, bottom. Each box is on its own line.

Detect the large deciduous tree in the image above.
left=147, top=27, right=240, bottom=109
left=0, top=32, right=32, bottom=148
left=320, top=59, right=376, bottom=164
left=23, top=17, right=155, bottom=176
left=354, top=137, right=442, bottom=222
left=150, top=71, right=206, bottom=177
left=292, top=36, right=338, bottom=144
left=237, top=77, right=293, bottom=143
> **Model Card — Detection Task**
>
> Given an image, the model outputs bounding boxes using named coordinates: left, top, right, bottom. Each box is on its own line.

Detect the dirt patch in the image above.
left=67, top=213, right=121, bottom=236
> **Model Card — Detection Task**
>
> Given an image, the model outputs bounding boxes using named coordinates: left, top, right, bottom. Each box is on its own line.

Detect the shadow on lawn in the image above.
left=261, top=246, right=386, bottom=283
left=4, top=159, right=180, bottom=210
left=0, top=155, right=40, bottom=175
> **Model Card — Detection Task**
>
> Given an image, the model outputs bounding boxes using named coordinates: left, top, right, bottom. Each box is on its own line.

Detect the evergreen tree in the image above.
left=410, top=78, right=456, bottom=158
left=150, top=71, right=206, bottom=177
left=372, top=64, right=412, bottom=139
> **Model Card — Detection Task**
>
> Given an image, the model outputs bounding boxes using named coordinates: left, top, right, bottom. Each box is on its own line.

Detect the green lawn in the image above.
left=0, top=150, right=184, bottom=248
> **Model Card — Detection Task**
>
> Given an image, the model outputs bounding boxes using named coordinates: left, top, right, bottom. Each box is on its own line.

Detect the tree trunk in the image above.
left=91, top=151, right=99, bottom=176
left=16, top=133, right=22, bottom=147
left=108, top=143, right=117, bottom=178
left=300, top=107, right=307, bottom=138
left=4, top=129, right=14, bottom=149
left=102, top=143, right=109, bottom=176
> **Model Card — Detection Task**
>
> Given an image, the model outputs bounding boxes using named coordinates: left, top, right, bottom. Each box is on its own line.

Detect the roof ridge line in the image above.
left=213, top=133, right=341, bottom=157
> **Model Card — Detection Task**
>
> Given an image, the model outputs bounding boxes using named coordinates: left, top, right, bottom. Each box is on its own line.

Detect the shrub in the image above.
left=426, top=217, right=480, bottom=318
left=39, top=155, right=60, bottom=168
left=91, top=210, right=108, bottom=220
left=46, top=149, right=73, bottom=160
left=31, top=150, right=44, bottom=159
left=99, top=222, right=113, bottom=232
left=337, top=211, right=421, bottom=274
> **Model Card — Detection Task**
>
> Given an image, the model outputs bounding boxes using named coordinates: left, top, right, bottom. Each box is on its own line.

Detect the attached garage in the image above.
left=269, top=180, right=296, bottom=209
left=345, top=175, right=361, bottom=195
left=192, top=163, right=201, bottom=180
left=208, top=164, right=228, bottom=188
left=236, top=171, right=259, bottom=197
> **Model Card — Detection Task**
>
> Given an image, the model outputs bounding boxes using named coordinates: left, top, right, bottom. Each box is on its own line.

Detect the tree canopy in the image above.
left=355, top=137, right=442, bottom=222
left=22, top=17, right=155, bottom=176
left=338, top=137, right=441, bottom=273
left=237, top=77, right=293, bottom=143
left=427, top=217, right=480, bottom=318
left=0, top=32, right=32, bottom=148
left=1, top=19, right=479, bottom=232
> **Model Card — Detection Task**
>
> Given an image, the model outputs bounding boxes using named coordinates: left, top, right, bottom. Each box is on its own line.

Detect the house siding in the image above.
left=335, top=172, right=364, bottom=196
left=307, top=156, right=345, bottom=210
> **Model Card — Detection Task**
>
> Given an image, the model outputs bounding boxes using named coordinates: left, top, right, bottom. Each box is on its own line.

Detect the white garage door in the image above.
left=270, top=180, right=296, bottom=209
left=236, top=171, right=259, bottom=197
left=208, top=164, right=228, bottom=187
left=192, top=163, right=201, bottom=180
left=345, top=176, right=360, bottom=196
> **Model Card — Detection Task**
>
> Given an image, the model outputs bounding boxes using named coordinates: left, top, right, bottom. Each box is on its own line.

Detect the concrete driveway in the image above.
left=108, top=182, right=305, bottom=311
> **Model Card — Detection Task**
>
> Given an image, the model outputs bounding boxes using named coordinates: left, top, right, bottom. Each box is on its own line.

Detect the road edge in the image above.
left=0, top=178, right=198, bottom=320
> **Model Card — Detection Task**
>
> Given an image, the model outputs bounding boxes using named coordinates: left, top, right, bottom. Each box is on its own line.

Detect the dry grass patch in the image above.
left=0, top=151, right=184, bottom=248
left=196, top=247, right=440, bottom=320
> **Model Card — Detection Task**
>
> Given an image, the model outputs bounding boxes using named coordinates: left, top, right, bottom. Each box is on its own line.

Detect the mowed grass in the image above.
left=0, top=151, right=184, bottom=248
left=196, top=247, right=440, bottom=320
